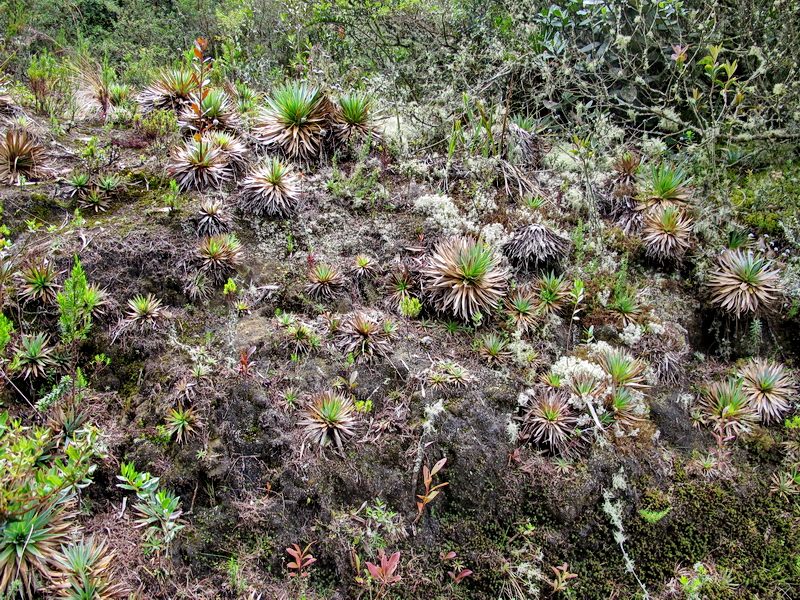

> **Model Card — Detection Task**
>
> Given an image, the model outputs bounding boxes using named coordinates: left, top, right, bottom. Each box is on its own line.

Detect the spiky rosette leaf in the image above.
left=179, top=88, right=241, bottom=132
left=197, top=234, right=242, bottom=282
left=254, top=82, right=330, bottom=160
left=335, top=311, right=393, bottom=363
left=479, top=332, right=510, bottom=364
left=332, top=92, right=380, bottom=145
left=421, top=236, right=507, bottom=322
left=205, top=130, right=249, bottom=174
left=520, top=388, right=579, bottom=455
left=738, top=358, right=796, bottom=424
left=607, top=386, right=646, bottom=426
left=124, top=294, right=164, bottom=330
left=239, top=158, right=300, bottom=218
left=53, top=536, right=129, bottom=599
left=168, top=137, right=230, bottom=191
left=77, top=187, right=109, bottom=213
left=637, top=162, right=692, bottom=209
left=0, top=130, right=47, bottom=184
left=350, top=254, right=377, bottom=279
left=699, top=377, right=758, bottom=438
left=12, top=332, right=55, bottom=380
left=534, top=271, right=570, bottom=315
left=194, top=198, right=232, bottom=237
left=299, top=390, right=357, bottom=450
left=18, top=260, right=61, bottom=304
left=612, top=152, right=641, bottom=188
left=0, top=502, right=76, bottom=599
left=503, top=224, right=570, bottom=271
left=384, top=263, right=417, bottom=308
left=138, top=68, right=196, bottom=113
left=306, top=263, right=345, bottom=300
left=597, top=347, right=649, bottom=391
left=641, top=205, right=693, bottom=262
left=504, top=288, right=538, bottom=331
left=707, top=250, right=782, bottom=318
left=108, top=82, right=133, bottom=107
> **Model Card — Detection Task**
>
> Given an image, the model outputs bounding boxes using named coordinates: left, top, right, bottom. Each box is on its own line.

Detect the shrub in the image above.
left=707, top=250, right=782, bottom=318
left=254, top=82, right=331, bottom=161
left=520, top=388, right=579, bottom=455
left=421, top=236, right=507, bottom=322
left=335, top=312, right=393, bottom=363
left=0, top=130, right=47, bottom=184
left=738, top=358, right=795, bottom=424
left=299, top=390, right=357, bottom=450
left=0, top=411, right=99, bottom=598
left=239, top=158, right=300, bottom=218
left=641, top=205, right=693, bottom=262
left=503, top=224, right=570, bottom=271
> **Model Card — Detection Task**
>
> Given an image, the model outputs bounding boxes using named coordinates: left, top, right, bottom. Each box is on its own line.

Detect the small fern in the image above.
left=638, top=507, right=671, bottom=523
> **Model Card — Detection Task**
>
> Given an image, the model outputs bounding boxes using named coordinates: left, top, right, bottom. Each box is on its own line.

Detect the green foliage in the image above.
left=731, top=163, right=800, bottom=240
left=34, top=371, right=86, bottom=413
left=327, top=154, right=386, bottom=210
left=139, top=108, right=179, bottom=141
left=116, top=463, right=184, bottom=556
left=0, top=411, right=98, bottom=520
left=0, top=314, right=13, bottom=356
left=638, top=507, right=671, bottom=524
left=399, top=295, right=421, bottom=318
left=57, top=256, right=94, bottom=345
left=0, top=501, right=74, bottom=598
left=26, top=50, right=73, bottom=117
left=222, top=277, right=237, bottom=297
left=10, top=333, right=55, bottom=380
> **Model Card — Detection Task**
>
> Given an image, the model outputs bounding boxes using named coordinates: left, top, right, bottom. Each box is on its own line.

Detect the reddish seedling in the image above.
left=286, top=542, right=317, bottom=578
left=414, top=457, right=449, bottom=523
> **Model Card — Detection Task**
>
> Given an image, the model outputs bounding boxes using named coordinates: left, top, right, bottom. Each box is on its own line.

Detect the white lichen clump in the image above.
left=413, top=193, right=473, bottom=234
left=619, top=323, right=644, bottom=346
left=507, top=330, right=539, bottom=366
left=506, top=416, right=520, bottom=444
left=422, top=398, right=446, bottom=435
left=479, top=222, right=511, bottom=248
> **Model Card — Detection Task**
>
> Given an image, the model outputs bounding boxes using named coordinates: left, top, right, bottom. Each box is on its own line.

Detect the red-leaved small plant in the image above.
left=550, top=562, right=578, bottom=593
left=365, top=549, right=401, bottom=597
left=238, top=346, right=255, bottom=378
left=414, top=457, right=449, bottom=523
left=286, top=542, right=317, bottom=578
left=441, top=551, right=473, bottom=584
